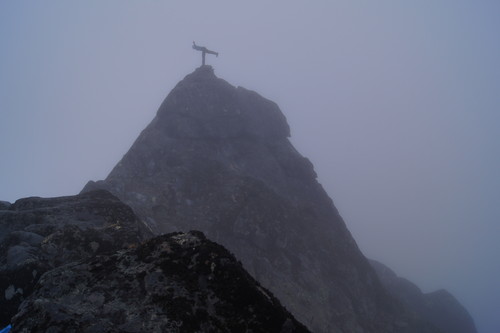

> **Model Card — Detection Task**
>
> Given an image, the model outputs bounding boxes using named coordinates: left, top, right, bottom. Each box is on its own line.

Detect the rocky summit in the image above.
left=370, top=260, right=477, bottom=333
left=82, top=66, right=438, bottom=332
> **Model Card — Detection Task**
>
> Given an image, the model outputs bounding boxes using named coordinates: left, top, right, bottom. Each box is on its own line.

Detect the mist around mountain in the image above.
left=0, top=66, right=477, bottom=332
left=82, top=66, right=471, bottom=332
left=370, top=259, right=477, bottom=333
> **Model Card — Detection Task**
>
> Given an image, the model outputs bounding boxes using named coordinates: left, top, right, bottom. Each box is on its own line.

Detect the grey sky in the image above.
left=1, top=2, right=499, bottom=332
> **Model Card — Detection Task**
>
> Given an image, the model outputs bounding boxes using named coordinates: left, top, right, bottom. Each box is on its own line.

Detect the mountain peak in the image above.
left=154, top=67, right=290, bottom=140
left=184, top=64, right=217, bottom=81
left=81, top=71, right=440, bottom=332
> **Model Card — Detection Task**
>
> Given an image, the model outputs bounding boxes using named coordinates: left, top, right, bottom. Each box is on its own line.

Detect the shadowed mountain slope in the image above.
left=83, top=66, right=438, bottom=332
left=370, top=259, right=477, bottom=333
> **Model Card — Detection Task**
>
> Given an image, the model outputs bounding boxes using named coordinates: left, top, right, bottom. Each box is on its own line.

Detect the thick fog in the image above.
left=1, top=2, right=499, bottom=332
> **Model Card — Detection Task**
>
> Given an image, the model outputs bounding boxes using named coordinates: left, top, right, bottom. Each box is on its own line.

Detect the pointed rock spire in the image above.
left=82, top=69, right=440, bottom=333
left=155, top=66, right=290, bottom=140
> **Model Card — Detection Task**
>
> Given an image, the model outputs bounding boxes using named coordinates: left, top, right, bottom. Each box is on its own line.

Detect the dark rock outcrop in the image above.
left=0, top=190, right=152, bottom=327
left=13, top=231, right=309, bottom=333
left=82, top=66, right=438, bottom=332
left=370, top=259, right=477, bottom=333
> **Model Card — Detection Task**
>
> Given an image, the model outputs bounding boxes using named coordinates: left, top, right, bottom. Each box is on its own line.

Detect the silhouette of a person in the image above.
left=192, top=42, right=218, bottom=66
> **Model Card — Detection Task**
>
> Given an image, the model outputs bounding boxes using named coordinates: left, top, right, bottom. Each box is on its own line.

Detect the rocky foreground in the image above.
left=12, top=230, right=309, bottom=333
left=1, top=191, right=308, bottom=332
left=0, top=190, right=151, bottom=327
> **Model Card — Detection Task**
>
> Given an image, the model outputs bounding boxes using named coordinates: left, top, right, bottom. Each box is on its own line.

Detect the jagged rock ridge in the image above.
left=370, top=259, right=477, bottom=333
left=83, top=66, right=438, bottom=332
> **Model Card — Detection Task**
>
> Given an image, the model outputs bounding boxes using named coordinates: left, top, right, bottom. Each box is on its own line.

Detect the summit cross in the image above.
left=192, top=41, right=218, bottom=66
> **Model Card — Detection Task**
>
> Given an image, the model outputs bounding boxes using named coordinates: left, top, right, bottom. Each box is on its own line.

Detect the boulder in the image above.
left=0, top=190, right=151, bottom=327
left=12, top=231, right=309, bottom=333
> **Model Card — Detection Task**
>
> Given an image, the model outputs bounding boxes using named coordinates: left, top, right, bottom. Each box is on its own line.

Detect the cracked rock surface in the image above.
left=12, top=231, right=309, bottom=333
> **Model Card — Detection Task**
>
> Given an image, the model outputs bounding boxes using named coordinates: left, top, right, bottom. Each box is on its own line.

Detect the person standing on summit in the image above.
left=192, top=41, right=218, bottom=66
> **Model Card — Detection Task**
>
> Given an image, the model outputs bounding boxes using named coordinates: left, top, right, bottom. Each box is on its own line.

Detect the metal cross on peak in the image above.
left=192, top=41, right=219, bottom=66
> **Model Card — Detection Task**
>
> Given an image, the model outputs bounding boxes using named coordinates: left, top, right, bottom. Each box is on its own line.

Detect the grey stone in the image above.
left=12, top=231, right=310, bottom=333
left=0, top=190, right=151, bottom=327
left=0, top=201, right=10, bottom=210
left=81, top=66, right=438, bottom=332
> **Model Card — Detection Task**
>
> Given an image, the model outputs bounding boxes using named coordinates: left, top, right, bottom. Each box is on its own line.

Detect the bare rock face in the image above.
left=12, top=231, right=310, bottom=333
left=0, top=190, right=151, bottom=327
left=82, top=66, right=437, bottom=332
left=370, top=259, right=477, bottom=333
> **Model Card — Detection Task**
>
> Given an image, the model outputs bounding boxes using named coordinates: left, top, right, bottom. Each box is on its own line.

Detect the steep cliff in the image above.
left=83, top=66, right=436, bottom=332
